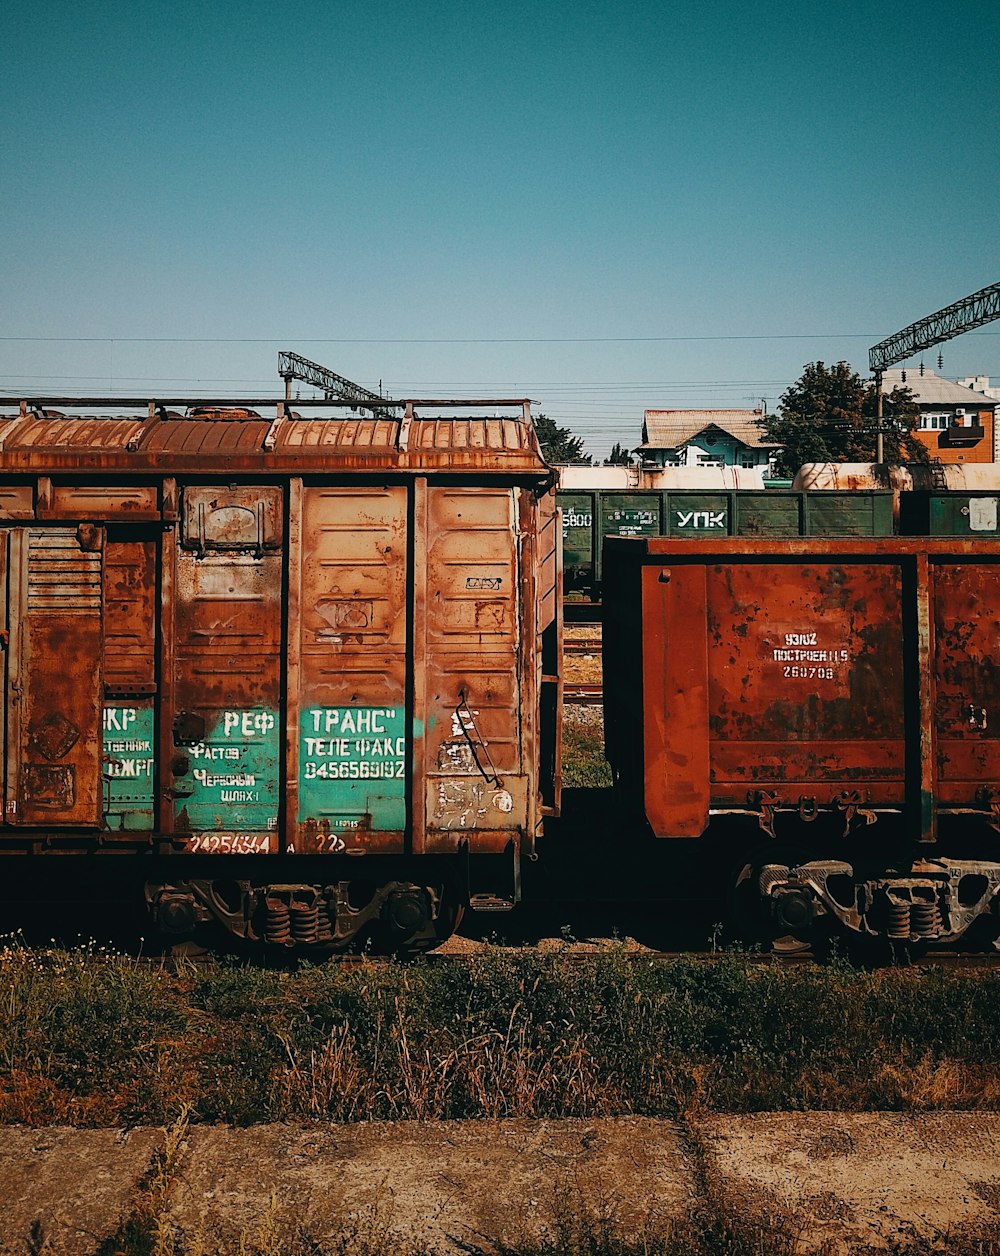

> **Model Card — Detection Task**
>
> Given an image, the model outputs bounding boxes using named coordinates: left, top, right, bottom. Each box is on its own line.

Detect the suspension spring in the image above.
left=264, top=901, right=291, bottom=945
left=290, top=900, right=321, bottom=944
left=887, top=902, right=911, bottom=939
left=316, top=904, right=333, bottom=943
left=912, top=901, right=943, bottom=939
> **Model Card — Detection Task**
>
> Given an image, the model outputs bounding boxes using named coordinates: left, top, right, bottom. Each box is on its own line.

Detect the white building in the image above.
left=636, top=409, right=778, bottom=473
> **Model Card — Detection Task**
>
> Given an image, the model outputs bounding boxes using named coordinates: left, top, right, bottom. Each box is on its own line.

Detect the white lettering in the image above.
left=103, top=707, right=138, bottom=732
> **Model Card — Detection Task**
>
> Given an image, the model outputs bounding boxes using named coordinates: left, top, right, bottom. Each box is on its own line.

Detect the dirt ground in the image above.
left=4, top=1114, right=1000, bottom=1254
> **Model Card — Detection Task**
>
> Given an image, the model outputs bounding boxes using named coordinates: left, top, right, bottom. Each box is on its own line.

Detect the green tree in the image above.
left=604, top=441, right=634, bottom=466
left=760, top=361, right=927, bottom=478
left=534, top=413, right=593, bottom=464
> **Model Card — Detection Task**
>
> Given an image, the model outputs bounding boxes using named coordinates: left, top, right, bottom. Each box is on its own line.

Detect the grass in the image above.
left=7, top=943, right=1000, bottom=1252
left=562, top=706, right=613, bottom=787
left=3, top=938, right=1000, bottom=1127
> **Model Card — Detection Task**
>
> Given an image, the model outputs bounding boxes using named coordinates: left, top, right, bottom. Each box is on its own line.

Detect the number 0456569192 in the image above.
left=303, top=760, right=405, bottom=781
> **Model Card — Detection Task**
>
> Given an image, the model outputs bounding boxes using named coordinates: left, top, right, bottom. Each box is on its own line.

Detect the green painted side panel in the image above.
left=182, top=708, right=280, bottom=832
left=804, top=491, right=893, bottom=536
left=928, top=493, right=1000, bottom=536
left=735, top=491, right=801, bottom=535
left=599, top=495, right=661, bottom=581
left=601, top=494, right=661, bottom=538
left=560, top=493, right=596, bottom=594
left=661, top=492, right=730, bottom=535
left=299, top=706, right=407, bottom=833
left=103, top=703, right=154, bottom=831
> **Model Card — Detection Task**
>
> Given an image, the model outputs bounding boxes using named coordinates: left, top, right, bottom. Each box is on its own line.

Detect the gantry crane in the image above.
left=277, top=350, right=401, bottom=421
left=868, top=281, right=1000, bottom=460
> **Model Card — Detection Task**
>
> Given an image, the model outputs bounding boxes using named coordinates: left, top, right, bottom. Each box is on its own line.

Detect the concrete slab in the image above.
left=696, top=1112, right=1000, bottom=1253
left=165, top=1118, right=695, bottom=1252
left=0, top=1125, right=160, bottom=1256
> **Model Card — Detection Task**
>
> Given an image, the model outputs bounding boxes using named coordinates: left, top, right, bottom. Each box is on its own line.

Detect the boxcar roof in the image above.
left=0, top=397, right=550, bottom=475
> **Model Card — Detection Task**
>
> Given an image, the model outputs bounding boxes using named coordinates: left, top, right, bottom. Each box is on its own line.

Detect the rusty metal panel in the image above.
left=933, top=560, right=1000, bottom=804
left=521, top=488, right=562, bottom=824
left=0, top=485, right=33, bottom=519
left=276, top=419, right=400, bottom=450
left=424, top=487, right=525, bottom=840
left=411, top=418, right=531, bottom=454
left=181, top=486, right=282, bottom=552
left=641, top=563, right=710, bottom=837
left=0, top=417, right=145, bottom=452
left=103, top=534, right=157, bottom=694
left=294, top=485, right=408, bottom=852
left=46, top=484, right=160, bottom=521
left=171, top=495, right=283, bottom=849
left=101, top=534, right=158, bottom=832
left=140, top=421, right=271, bottom=456
left=0, top=533, right=7, bottom=815
left=701, top=559, right=907, bottom=799
left=7, top=528, right=103, bottom=827
left=605, top=540, right=917, bottom=839
left=536, top=490, right=560, bottom=636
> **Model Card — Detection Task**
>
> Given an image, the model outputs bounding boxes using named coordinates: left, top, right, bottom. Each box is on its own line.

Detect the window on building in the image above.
left=739, top=453, right=757, bottom=468
left=919, top=414, right=949, bottom=430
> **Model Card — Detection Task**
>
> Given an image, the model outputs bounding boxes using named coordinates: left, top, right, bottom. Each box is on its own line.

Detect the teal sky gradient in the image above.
left=3, top=0, right=999, bottom=457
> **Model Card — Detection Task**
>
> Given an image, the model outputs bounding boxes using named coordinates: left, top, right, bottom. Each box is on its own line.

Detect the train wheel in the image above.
left=730, top=845, right=814, bottom=955
left=398, top=886, right=466, bottom=956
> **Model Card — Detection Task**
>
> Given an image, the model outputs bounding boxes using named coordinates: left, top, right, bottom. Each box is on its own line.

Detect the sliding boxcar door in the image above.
left=169, top=487, right=283, bottom=851
left=294, top=484, right=408, bottom=852
left=6, top=527, right=104, bottom=827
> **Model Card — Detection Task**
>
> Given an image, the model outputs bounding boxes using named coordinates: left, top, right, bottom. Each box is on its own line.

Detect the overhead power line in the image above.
left=9, top=332, right=1000, bottom=346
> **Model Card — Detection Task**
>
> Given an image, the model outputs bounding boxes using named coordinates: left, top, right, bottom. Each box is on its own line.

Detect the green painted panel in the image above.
left=299, top=706, right=407, bottom=833
left=804, top=491, right=893, bottom=536
left=661, top=492, right=731, bottom=535
left=103, top=703, right=154, bottom=831
left=600, top=494, right=661, bottom=538
left=182, top=708, right=280, bottom=832
left=597, top=495, right=661, bottom=583
left=558, top=492, right=596, bottom=594
left=928, top=493, right=1000, bottom=536
left=735, top=491, right=801, bottom=536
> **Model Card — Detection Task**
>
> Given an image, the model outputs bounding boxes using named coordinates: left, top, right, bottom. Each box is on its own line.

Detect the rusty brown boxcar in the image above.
left=603, top=533, right=1000, bottom=950
left=0, top=395, right=561, bottom=953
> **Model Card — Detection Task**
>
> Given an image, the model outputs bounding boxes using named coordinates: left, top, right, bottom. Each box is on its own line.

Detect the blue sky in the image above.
left=3, top=0, right=999, bottom=458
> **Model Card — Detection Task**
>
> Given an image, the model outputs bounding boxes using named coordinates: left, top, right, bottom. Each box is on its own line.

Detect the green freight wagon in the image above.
left=560, top=489, right=894, bottom=603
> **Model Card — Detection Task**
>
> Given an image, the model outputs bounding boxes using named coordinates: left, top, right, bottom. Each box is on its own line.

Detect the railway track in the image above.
left=563, top=637, right=602, bottom=656
left=564, top=682, right=603, bottom=704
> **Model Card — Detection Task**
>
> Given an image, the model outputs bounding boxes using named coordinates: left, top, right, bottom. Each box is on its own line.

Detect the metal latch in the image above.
left=833, top=789, right=876, bottom=837
left=748, top=789, right=781, bottom=839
